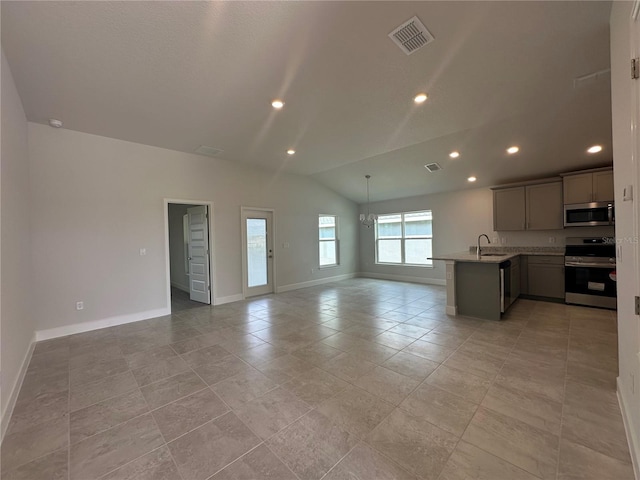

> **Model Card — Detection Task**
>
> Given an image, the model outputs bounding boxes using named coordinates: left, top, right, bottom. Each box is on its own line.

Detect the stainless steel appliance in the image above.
left=564, top=202, right=614, bottom=227
left=500, top=260, right=511, bottom=313
left=565, top=237, right=617, bottom=309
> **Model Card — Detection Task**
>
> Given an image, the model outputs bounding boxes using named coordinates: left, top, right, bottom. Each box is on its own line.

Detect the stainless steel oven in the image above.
left=564, top=202, right=614, bottom=227
left=564, top=237, right=617, bottom=309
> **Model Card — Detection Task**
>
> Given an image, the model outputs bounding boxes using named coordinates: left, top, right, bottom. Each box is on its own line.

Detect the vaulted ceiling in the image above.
left=1, top=1, right=612, bottom=203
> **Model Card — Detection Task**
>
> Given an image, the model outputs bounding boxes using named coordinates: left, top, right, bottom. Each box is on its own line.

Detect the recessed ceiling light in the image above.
left=414, top=93, right=428, bottom=104
left=468, top=176, right=477, bottom=182
left=271, top=99, right=285, bottom=109
left=587, top=145, right=603, bottom=154
left=449, top=151, right=460, bottom=159
left=286, top=149, right=296, bottom=155
left=506, top=146, right=520, bottom=155
left=48, top=118, right=63, bottom=128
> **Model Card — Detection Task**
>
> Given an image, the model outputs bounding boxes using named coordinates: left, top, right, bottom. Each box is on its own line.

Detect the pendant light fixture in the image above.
left=359, top=175, right=378, bottom=228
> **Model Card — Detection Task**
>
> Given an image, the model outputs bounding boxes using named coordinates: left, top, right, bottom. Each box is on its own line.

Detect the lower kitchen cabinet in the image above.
left=510, top=256, right=521, bottom=302
left=525, top=256, right=564, bottom=299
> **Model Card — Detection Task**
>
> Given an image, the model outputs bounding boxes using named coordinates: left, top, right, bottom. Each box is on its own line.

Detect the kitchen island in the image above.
left=430, top=252, right=519, bottom=320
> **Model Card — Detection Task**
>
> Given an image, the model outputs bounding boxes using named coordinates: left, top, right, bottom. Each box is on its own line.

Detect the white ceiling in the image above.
left=1, top=1, right=613, bottom=203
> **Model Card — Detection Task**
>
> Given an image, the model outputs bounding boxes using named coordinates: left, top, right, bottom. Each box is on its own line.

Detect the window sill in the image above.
left=375, top=263, right=434, bottom=269
left=319, top=264, right=340, bottom=270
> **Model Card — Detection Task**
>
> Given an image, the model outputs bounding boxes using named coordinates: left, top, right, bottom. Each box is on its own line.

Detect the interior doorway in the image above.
left=165, top=200, right=213, bottom=311
left=241, top=208, right=275, bottom=298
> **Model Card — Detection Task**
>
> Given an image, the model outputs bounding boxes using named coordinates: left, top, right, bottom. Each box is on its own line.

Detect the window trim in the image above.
left=374, top=210, right=433, bottom=268
left=318, top=214, right=339, bottom=268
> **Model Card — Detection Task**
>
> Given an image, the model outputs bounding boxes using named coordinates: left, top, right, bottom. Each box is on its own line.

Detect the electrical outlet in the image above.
left=548, top=237, right=556, bottom=244
left=500, top=237, right=507, bottom=245
left=139, top=248, right=146, bottom=256
left=76, top=301, right=84, bottom=311
left=446, top=271, right=452, bottom=280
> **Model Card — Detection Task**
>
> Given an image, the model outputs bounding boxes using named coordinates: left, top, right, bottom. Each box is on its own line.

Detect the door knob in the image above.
left=188, top=257, right=192, bottom=260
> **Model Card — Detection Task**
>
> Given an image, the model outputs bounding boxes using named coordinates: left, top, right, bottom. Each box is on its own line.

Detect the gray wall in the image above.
left=28, top=123, right=359, bottom=332
left=1, top=50, right=35, bottom=431
left=359, top=186, right=614, bottom=283
left=168, top=203, right=194, bottom=292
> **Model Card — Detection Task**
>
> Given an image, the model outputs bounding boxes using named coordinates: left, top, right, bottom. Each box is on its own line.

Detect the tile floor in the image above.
left=170, top=287, right=207, bottom=313
left=1, top=279, right=634, bottom=480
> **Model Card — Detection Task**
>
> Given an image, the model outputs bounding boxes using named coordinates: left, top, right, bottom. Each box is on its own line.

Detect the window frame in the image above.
left=318, top=214, right=339, bottom=268
left=375, top=210, right=433, bottom=267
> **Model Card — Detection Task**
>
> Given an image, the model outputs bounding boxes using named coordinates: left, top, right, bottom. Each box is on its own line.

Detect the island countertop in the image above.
left=429, top=252, right=520, bottom=263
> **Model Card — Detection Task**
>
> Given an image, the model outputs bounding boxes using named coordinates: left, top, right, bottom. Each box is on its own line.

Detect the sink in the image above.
left=480, top=253, right=507, bottom=257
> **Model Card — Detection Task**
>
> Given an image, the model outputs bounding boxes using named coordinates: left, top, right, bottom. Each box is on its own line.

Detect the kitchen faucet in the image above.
left=477, top=234, right=491, bottom=258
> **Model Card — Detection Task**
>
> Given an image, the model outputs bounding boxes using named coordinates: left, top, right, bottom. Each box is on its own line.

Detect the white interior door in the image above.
left=242, top=210, right=274, bottom=297
left=188, top=205, right=211, bottom=304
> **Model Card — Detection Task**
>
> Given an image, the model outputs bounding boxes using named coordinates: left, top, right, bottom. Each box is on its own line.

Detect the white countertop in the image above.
left=429, top=252, right=520, bottom=263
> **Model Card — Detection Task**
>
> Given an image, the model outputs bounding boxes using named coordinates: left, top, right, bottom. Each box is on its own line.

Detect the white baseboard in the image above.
left=1, top=333, right=36, bottom=442
left=276, top=273, right=358, bottom=294
left=617, top=377, right=640, bottom=480
left=170, top=282, right=189, bottom=293
left=446, top=305, right=458, bottom=315
left=35, top=307, right=171, bottom=341
left=359, top=272, right=446, bottom=286
left=214, top=294, right=244, bottom=306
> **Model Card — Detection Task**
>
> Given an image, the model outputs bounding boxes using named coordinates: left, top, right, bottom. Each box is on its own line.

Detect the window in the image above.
left=319, top=215, right=339, bottom=267
left=376, top=211, right=433, bottom=266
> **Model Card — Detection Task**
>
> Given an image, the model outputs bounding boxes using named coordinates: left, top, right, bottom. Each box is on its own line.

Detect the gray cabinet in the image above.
left=510, top=257, right=521, bottom=302
left=526, top=256, right=564, bottom=299
left=493, top=181, right=563, bottom=231
left=525, top=182, right=563, bottom=230
left=493, top=187, right=525, bottom=231
left=563, top=169, right=614, bottom=204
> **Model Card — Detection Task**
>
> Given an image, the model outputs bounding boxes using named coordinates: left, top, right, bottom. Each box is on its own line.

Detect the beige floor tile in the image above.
left=439, top=440, right=541, bottom=480
left=69, top=371, right=138, bottom=412
left=1, top=414, right=69, bottom=473
left=354, top=366, right=421, bottom=405
left=373, top=331, right=417, bottom=350
left=421, top=331, right=467, bottom=348
left=291, top=342, right=343, bottom=366
left=100, top=446, right=181, bottom=480
left=131, top=356, right=191, bottom=387
left=366, top=408, right=458, bottom=480
left=70, top=389, right=149, bottom=444
left=482, top=381, right=563, bottom=435
left=282, top=367, right=348, bottom=407
left=462, top=407, right=559, bottom=480
left=317, top=385, right=395, bottom=438
left=210, top=444, right=297, bottom=480
left=1, top=448, right=68, bottom=480
left=426, top=365, right=491, bottom=403
left=152, top=388, right=229, bottom=442
left=140, top=371, right=207, bottom=409
left=566, top=360, right=617, bottom=390
left=443, top=349, right=505, bottom=380
left=70, top=357, right=130, bottom=388
left=324, top=443, right=417, bottom=480
left=496, top=357, right=566, bottom=404
left=267, top=410, right=358, bottom=480
left=400, top=383, right=478, bottom=436
left=557, top=438, right=635, bottom=480
left=402, top=339, right=456, bottom=363
left=236, top=342, right=289, bottom=367
left=69, top=414, right=164, bottom=480
left=388, top=323, right=431, bottom=339
left=321, top=352, right=377, bottom=382
left=382, top=351, right=439, bottom=381
left=211, top=368, right=278, bottom=409
left=180, top=344, right=232, bottom=368
left=235, top=386, right=311, bottom=439
left=124, top=345, right=178, bottom=369
left=168, top=412, right=261, bottom=480
left=257, top=354, right=315, bottom=383
left=7, top=389, right=69, bottom=436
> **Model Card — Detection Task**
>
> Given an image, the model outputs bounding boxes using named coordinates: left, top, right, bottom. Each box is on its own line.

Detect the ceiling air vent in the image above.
left=194, top=145, right=224, bottom=157
left=424, top=163, right=442, bottom=173
left=389, top=16, right=434, bottom=55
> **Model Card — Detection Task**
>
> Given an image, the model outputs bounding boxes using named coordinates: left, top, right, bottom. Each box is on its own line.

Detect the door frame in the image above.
left=164, top=199, right=215, bottom=311
left=241, top=206, right=276, bottom=299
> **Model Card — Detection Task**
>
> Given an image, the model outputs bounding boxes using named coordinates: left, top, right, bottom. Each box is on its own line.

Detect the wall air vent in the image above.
left=424, top=163, right=442, bottom=172
left=194, top=145, right=224, bottom=157
left=389, top=16, right=434, bottom=55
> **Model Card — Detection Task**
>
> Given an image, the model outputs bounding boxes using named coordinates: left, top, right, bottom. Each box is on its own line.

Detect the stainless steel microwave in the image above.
left=564, top=202, right=614, bottom=227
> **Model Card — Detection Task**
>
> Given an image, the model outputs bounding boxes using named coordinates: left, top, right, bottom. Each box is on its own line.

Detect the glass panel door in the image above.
left=247, top=218, right=267, bottom=287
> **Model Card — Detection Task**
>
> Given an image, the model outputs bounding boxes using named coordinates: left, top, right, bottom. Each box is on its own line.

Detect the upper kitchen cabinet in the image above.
left=562, top=168, right=614, bottom=204
left=492, top=180, right=563, bottom=231
left=493, top=186, right=526, bottom=231
left=526, top=182, right=563, bottom=230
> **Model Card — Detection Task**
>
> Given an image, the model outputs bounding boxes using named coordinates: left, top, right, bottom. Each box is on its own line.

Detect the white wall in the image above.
left=168, top=203, right=193, bottom=292
left=610, top=2, right=640, bottom=473
left=28, top=123, right=358, bottom=334
left=1, top=50, right=35, bottom=433
left=359, top=187, right=614, bottom=283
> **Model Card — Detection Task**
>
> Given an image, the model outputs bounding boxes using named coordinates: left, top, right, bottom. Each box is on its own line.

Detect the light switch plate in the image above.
left=623, top=185, right=633, bottom=201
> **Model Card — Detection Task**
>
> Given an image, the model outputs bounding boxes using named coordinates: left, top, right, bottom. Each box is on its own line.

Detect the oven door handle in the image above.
left=608, top=204, right=614, bottom=225
left=564, top=262, right=616, bottom=268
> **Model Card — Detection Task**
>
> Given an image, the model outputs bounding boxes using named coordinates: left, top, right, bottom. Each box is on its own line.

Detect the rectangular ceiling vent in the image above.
left=424, top=162, right=442, bottom=173
left=194, top=145, right=224, bottom=157
left=389, top=16, right=434, bottom=55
